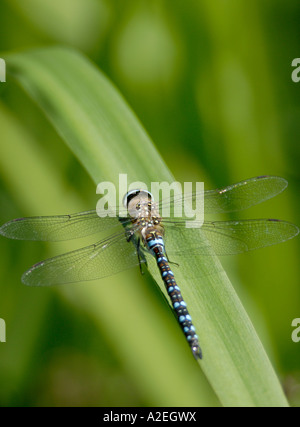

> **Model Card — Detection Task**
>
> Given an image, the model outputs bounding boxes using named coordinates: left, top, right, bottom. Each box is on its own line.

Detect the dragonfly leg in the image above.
left=127, top=232, right=147, bottom=275
left=136, top=238, right=148, bottom=275
left=126, top=229, right=134, bottom=243
left=165, top=247, right=179, bottom=267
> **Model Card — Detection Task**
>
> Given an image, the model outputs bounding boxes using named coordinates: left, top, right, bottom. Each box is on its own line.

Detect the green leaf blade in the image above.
left=5, top=46, right=289, bottom=406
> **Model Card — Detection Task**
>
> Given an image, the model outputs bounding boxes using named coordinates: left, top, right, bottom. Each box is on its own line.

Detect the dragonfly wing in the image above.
left=22, top=232, right=142, bottom=286
left=0, top=210, right=130, bottom=241
left=163, top=219, right=299, bottom=256
left=158, top=176, right=288, bottom=215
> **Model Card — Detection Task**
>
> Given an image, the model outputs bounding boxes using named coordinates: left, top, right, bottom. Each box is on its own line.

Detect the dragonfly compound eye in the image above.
left=123, top=189, right=153, bottom=208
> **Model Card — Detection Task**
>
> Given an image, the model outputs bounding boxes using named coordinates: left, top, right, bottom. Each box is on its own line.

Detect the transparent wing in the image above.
left=0, top=210, right=131, bottom=241
left=22, top=232, right=143, bottom=286
left=0, top=176, right=287, bottom=242
left=158, top=176, right=287, bottom=215
left=163, top=219, right=299, bottom=256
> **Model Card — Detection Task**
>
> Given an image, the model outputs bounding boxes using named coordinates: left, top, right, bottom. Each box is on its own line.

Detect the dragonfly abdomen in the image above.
left=145, top=231, right=202, bottom=360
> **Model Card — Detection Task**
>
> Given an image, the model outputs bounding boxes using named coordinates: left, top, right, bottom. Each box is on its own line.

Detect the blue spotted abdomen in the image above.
left=145, top=230, right=202, bottom=360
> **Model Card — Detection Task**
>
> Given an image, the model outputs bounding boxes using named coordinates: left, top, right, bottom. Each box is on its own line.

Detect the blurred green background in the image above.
left=0, top=0, right=300, bottom=406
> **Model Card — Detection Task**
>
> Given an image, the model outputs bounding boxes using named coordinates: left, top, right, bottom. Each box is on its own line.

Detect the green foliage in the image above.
left=0, top=0, right=299, bottom=407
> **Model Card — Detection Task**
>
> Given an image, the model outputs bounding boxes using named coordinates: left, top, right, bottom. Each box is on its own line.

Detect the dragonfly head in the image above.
left=123, top=189, right=154, bottom=219
left=123, top=189, right=153, bottom=208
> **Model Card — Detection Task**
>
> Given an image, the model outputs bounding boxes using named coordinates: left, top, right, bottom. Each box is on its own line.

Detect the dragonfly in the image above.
left=0, top=175, right=299, bottom=360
